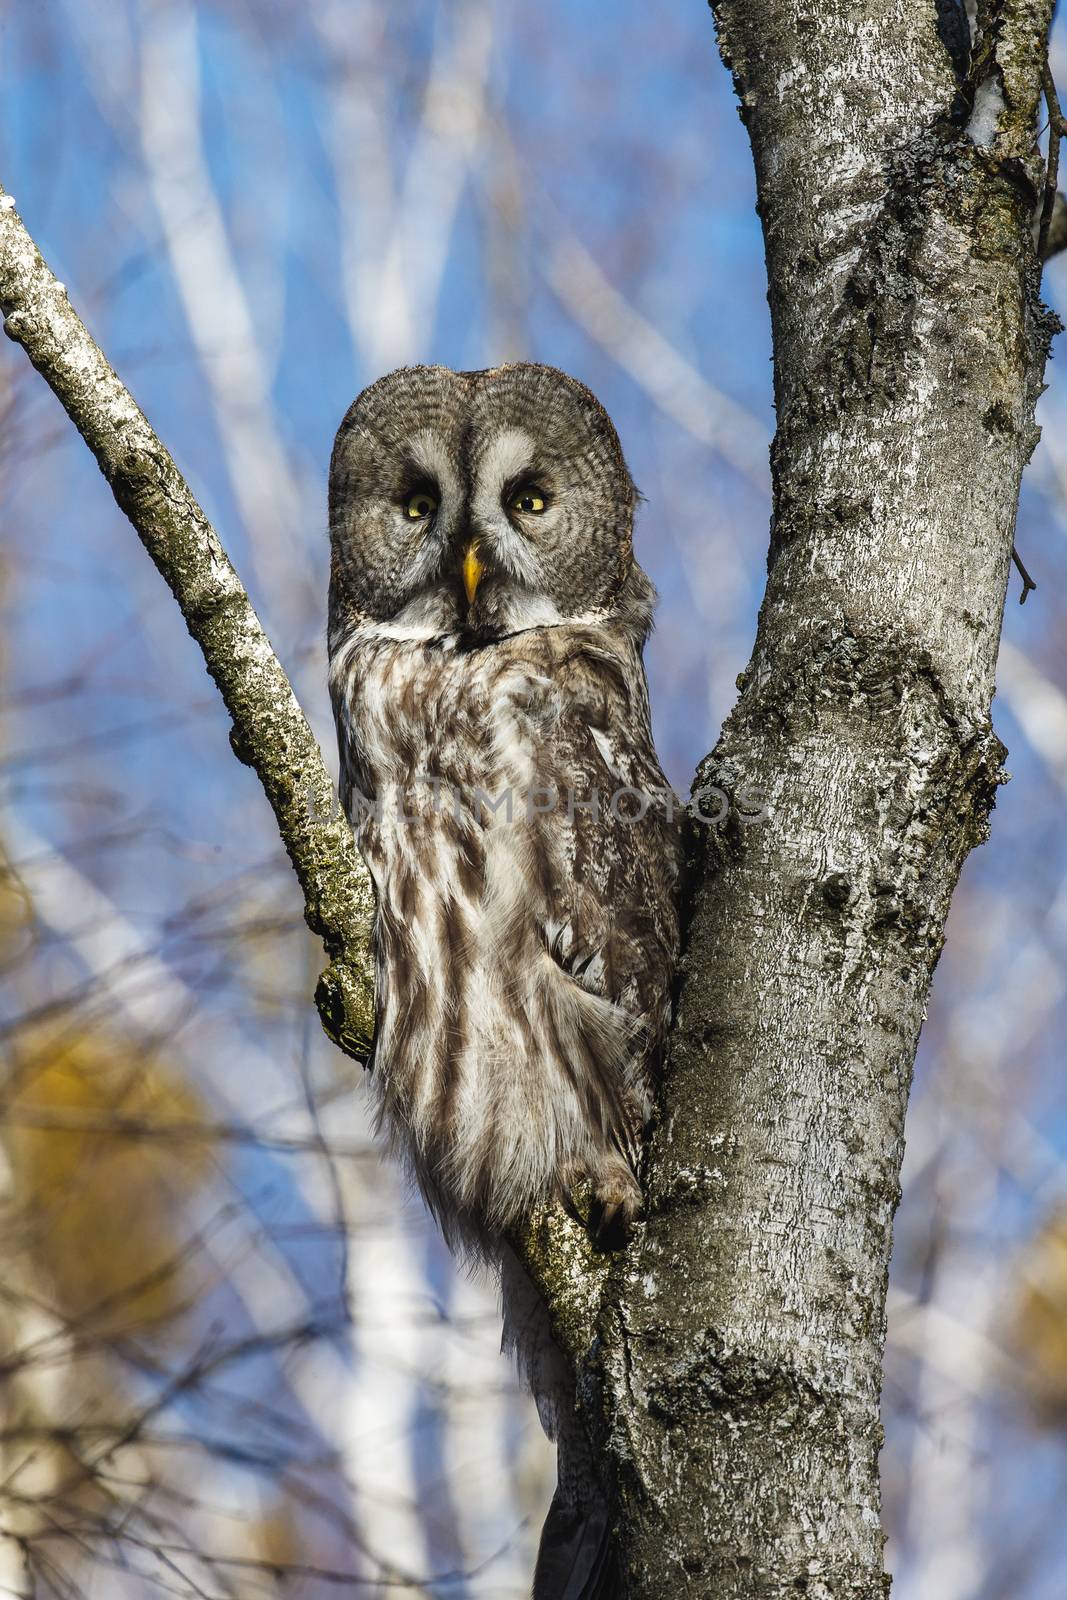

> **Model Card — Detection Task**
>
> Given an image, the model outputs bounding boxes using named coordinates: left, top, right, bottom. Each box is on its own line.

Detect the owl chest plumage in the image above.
left=334, top=621, right=679, bottom=1237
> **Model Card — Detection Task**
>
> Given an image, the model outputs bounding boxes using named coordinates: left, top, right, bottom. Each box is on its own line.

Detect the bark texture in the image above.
left=578, top=4, right=1058, bottom=1596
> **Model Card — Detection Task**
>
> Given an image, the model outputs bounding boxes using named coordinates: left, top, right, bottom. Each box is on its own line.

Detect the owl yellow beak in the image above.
left=461, top=541, right=485, bottom=605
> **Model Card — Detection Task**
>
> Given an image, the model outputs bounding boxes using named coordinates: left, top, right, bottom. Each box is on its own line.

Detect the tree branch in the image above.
left=0, top=182, right=376, bottom=1061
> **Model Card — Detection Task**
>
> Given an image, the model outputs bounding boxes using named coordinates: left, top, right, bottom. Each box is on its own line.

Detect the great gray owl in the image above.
left=327, top=363, right=681, bottom=1599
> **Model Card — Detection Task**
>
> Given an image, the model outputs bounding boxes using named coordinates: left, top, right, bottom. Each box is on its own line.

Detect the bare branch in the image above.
left=0, top=181, right=375, bottom=1062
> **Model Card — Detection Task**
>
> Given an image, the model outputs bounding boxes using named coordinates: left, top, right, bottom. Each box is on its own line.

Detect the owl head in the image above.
left=327, top=363, right=655, bottom=646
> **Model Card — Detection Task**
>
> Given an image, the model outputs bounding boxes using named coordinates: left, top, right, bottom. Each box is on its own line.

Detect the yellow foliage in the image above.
left=254, top=1492, right=305, bottom=1577
left=1011, top=1205, right=1067, bottom=1422
left=4, top=1026, right=212, bottom=1338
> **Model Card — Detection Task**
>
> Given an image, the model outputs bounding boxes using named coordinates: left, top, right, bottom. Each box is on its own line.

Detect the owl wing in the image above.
left=531, top=629, right=682, bottom=1168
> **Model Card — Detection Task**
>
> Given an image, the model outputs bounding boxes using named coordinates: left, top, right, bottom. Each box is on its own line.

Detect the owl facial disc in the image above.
left=328, top=363, right=654, bottom=647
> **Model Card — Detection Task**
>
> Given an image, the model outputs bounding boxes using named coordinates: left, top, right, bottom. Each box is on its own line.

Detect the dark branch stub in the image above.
left=1011, top=544, right=1038, bottom=604
left=1038, top=64, right=1065, bottom=264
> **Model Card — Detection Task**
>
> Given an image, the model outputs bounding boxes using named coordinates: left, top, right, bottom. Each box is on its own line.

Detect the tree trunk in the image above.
left=581, top=4, right=1057, bottom=1595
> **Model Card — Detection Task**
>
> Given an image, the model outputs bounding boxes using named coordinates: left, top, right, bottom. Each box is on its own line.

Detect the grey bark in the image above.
left=0, top=1, right=1058, bottom=1594
left=577, top=4, right=1058, bottom=1596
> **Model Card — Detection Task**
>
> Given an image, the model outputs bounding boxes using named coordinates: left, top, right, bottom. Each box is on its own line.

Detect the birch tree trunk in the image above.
left=0, top=2, right=1059, bottom=1597
left=580, top=3, right=1058, bottom=1595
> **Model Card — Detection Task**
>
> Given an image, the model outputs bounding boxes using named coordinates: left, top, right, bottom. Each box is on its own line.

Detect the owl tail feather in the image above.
left=532, top=1488, right=619, bottom=1599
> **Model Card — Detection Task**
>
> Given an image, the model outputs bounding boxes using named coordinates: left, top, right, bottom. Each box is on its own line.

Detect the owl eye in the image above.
left=510, top=486, right=547, bottom=515
left=405, top=490, right=439, bottom=521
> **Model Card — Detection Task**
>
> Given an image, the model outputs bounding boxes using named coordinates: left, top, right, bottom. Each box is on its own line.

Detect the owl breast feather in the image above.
left=336, top=621, right=681, bottom=1238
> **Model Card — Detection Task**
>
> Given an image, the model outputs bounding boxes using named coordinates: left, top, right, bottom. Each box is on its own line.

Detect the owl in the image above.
left=327, top=364, right=681, bottom=1599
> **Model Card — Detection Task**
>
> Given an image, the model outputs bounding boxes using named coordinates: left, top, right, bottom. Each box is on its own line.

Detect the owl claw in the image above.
left=592, top=1197, right=624, bottom=1245
left=589, top=1179, right=641, bottom=1249
left=558, top=1172, right=641, bottom=1245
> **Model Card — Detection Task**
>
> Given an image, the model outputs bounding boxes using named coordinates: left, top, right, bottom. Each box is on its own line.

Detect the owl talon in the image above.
left=593, top=1198, right=623, bottom=1245
left=589, top=1182, right=640, bottom=1249
left=591, top=1200, right=631, bottom=1250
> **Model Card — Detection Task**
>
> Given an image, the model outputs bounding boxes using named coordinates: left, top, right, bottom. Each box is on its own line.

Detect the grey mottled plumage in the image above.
left=327, top=364, right=680, bottom=1597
